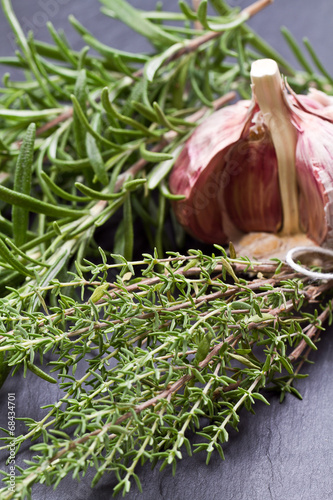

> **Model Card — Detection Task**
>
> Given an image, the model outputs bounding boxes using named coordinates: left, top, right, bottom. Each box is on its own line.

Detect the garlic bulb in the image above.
left=169, top=58, right=333, bottom=249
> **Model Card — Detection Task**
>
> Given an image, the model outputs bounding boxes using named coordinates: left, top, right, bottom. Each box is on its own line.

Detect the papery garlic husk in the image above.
left=169, top=58, right=333, bottom=253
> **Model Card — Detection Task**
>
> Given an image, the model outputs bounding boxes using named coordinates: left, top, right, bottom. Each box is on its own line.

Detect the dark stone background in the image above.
left=0, top=1, right=333, bottom=499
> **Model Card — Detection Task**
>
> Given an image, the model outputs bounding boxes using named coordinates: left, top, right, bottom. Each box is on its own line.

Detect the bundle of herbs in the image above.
left=0, top=0, right=333, bottom=498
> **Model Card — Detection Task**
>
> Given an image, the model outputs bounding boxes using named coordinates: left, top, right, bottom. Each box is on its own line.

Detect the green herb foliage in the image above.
left=0, top=249, right=331, bottom=498
left=0, top=0, right=330, bottom=292
left=0, top=0, right=332, bottom=497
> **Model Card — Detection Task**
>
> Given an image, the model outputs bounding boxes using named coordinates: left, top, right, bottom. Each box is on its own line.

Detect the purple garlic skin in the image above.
left=169, top=69, right=333, bottom=247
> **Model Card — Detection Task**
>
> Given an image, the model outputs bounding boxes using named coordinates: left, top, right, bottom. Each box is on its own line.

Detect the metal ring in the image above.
left=285, top=246, right=333, bottom=280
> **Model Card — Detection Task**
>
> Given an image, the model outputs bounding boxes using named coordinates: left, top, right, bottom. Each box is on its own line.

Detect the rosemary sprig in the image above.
left=0, top=0, right=329, bottom=295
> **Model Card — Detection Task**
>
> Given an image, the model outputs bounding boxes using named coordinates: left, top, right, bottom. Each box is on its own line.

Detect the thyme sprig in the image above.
left=0, top=0, right=333, bottom=497
left=0, top=249, right=332, bottom=498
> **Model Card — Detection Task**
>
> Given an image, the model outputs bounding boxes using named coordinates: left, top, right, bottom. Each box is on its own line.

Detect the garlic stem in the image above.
left=250, top=59, right=300, bottom=235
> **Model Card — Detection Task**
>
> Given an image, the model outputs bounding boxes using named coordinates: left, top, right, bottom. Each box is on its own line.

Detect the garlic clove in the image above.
left=224, top=134, right=282, bottom=233
left=295, top=110, right=333, bottom=245
left=291, top=87, right=333, bottom=120
left=307, top=88, right=333, bottom=107
left=169, top=100, right=251, bottom=243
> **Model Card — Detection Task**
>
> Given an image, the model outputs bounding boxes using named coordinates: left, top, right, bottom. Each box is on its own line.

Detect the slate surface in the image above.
left=0, top=1, right=333, bottom=499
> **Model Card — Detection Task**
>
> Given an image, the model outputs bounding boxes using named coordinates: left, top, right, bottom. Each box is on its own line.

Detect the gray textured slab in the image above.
left=0, top=1, right=333, bottom=499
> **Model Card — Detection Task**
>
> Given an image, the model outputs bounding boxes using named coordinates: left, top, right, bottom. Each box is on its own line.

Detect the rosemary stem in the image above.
left=166, top=0, right=273, bottom=64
